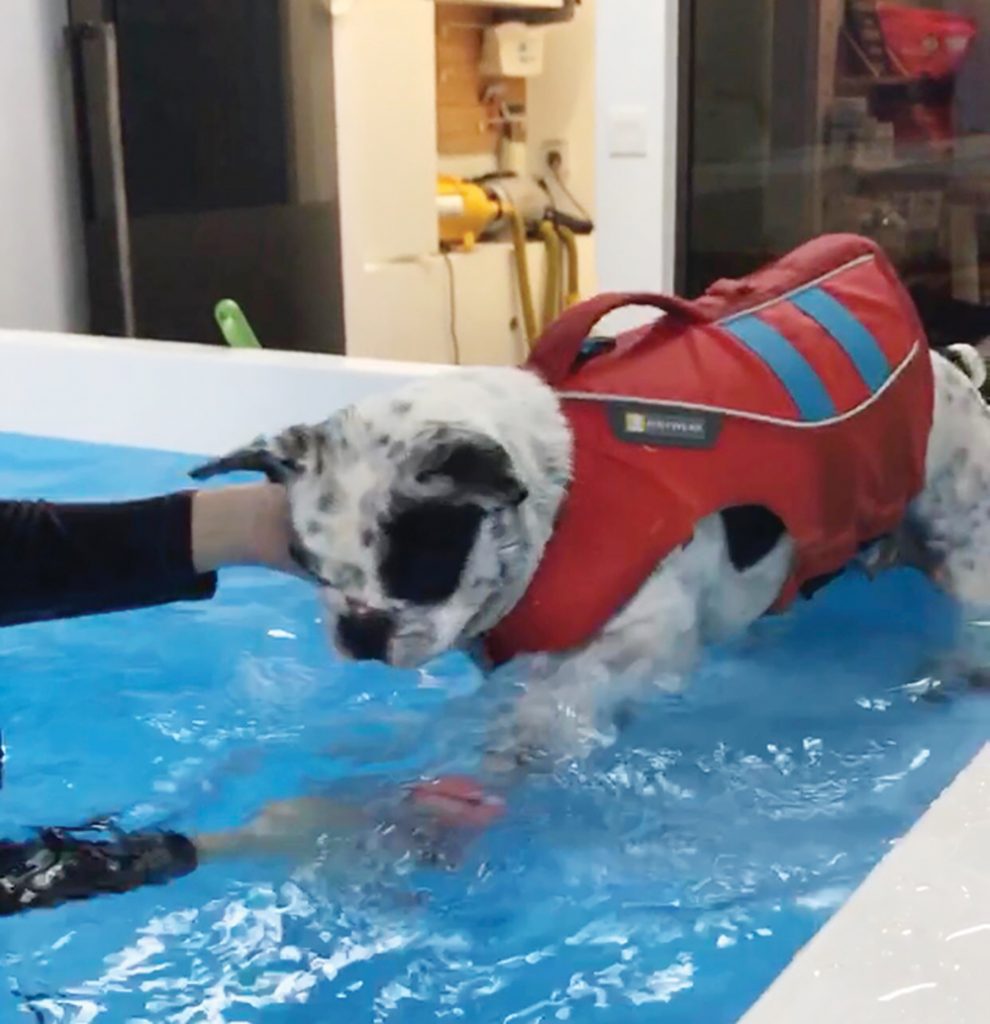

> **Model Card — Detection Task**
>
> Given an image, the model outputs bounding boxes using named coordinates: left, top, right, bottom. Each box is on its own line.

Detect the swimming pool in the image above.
left=1, top=428, right=988, bottom=1023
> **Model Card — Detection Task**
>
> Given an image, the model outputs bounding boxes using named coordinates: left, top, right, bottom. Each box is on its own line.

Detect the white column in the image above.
left=0, top=1, right=86, bottom=333
left=595, top=0, right=680, bottom=331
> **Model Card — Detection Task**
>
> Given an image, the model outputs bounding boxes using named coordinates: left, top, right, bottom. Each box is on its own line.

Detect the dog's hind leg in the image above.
left=911, top=351, right=990, bottom=608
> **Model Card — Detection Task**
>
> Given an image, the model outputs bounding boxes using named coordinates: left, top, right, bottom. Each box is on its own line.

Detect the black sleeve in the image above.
left=0, top=827, right=198, bottom=916
left=0, top=493, right=217, bottom=628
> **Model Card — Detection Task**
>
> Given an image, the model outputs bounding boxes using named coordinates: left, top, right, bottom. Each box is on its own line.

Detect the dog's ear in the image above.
left=410, top=427, right=527, bottom=507
left=190, top=445, right=299, bottom=484
left=190, top=425, right=320, bottom=484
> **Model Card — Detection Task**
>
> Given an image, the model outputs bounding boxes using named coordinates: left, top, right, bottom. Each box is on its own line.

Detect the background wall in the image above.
left=0, top=0, right=681, bottom=355
left=332, top=0, right=598, bottom=365
left=0, top=1, right=87, bottom=333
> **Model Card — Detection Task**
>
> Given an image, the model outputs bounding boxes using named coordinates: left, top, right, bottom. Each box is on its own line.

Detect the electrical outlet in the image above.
left=607, top=106, right=649, bottom=158
left=539, top=139, right=569, bottom=178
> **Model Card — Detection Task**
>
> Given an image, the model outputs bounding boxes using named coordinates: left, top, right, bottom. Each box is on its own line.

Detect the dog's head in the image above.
left=192, top=373, right=567, bottom=667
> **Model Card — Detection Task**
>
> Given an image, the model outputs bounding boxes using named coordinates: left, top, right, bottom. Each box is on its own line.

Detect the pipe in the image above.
left=509, top=209, right=539, bottom=345
left=557, top=224, right=580, bottom=308
left=539, top=220, right=562, bottom=330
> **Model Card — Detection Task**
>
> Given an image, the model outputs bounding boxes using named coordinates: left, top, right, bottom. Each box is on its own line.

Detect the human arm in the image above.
left=0, top=483, right=295, bottom=628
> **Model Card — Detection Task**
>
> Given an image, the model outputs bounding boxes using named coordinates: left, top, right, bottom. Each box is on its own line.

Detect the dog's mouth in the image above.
left=335, top=609, right=396, bottom=662
left=327, top=613, right=439, bottom=670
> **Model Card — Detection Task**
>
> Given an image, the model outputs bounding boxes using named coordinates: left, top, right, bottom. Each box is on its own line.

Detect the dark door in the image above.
left=67, top=0, right=345, bottom=352
left=680, top=0, right=990, bottom=310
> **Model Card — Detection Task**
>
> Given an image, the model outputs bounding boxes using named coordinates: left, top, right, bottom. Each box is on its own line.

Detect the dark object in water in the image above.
left=0, top=824, right=197, bottom=917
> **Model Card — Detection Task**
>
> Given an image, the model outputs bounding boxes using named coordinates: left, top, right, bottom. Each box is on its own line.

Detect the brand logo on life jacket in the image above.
left=608, top=403, right=723, bottom=448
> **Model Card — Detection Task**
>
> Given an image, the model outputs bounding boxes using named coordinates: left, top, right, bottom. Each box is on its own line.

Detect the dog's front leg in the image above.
left=482, top=551, right=709, bottom=778
left=481, top=654, right=620, bottom=776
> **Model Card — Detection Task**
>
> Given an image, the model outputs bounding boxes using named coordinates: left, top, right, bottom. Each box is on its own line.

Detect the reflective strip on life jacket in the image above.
left=720, top=282, right=901, bottom=423
left=789, top=287, right=891, bottom=392
left=722, top=313, right=839, bottom=421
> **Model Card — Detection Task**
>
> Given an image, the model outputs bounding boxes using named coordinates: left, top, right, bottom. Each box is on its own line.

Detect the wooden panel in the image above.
left=436, top=4, right=527, bottom=156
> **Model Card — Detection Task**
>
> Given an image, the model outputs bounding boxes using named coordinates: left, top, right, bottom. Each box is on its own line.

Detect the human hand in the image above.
left=191, top=483, right=301, bottom=576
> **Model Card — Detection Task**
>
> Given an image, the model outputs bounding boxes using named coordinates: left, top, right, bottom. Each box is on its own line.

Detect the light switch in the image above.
left=607, top=106, right=650, bottom=158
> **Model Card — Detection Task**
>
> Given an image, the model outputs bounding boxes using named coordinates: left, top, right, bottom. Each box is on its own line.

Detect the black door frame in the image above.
left=65, top=0, right=346, bottom=352
left=67, top=0, right=135, bottom=336
left=674, top=0, right=696, bottom=295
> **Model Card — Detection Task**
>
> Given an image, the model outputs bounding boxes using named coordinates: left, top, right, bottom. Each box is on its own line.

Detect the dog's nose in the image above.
left=336, top=608, right=395, bottom=662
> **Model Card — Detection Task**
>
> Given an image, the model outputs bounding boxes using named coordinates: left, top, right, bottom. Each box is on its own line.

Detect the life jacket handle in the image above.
left=526, top=291, right=709, bottom=383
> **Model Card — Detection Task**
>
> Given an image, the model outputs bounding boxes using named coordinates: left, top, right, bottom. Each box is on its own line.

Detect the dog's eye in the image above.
left=380, top=500, right=484, bottom=604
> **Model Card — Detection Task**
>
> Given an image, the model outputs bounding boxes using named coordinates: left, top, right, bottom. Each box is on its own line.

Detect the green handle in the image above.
left=215, top=299, right=262, bottom=349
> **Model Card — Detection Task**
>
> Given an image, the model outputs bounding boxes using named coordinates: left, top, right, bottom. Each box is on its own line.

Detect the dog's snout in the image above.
left=336, top=608, right=395, bottom=662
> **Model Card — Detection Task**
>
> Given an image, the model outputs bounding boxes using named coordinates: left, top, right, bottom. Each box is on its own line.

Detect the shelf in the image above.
left=837, top=73, right=917, bottom=91
left=436, top=0, right=565, bottom=9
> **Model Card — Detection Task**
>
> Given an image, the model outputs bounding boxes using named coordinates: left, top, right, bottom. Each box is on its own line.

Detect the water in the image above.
left=0, top=431, right=988, bottom=1023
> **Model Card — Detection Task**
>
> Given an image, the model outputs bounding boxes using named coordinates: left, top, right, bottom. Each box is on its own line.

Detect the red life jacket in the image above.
left=484, top=234, right=934, bottom=666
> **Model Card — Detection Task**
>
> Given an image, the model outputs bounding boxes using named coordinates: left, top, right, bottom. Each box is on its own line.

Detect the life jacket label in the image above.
left=607, top=402, right=723, bottom=449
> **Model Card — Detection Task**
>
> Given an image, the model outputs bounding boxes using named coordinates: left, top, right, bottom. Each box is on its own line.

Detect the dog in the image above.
left=192, top=237, right=990, bottom=771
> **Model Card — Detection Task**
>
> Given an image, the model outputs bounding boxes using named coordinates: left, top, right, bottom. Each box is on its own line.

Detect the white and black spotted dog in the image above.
left=192, top=280, right=990, bottom=769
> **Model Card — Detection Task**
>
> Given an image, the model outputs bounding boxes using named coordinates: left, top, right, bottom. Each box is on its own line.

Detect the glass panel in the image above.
left=685, top=0, right=990, bottom=340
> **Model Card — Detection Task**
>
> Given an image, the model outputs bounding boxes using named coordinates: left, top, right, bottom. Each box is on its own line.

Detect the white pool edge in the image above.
left=741, top=743, right=990, bottom=1024
left=1, top=328, right=986, bottom=1021
left=0, top=327, right=449, bottom=456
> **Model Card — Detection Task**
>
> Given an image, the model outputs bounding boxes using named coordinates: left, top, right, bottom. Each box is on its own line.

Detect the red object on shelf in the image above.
left=876, top=2, right=977, bottom=79
left=873, top=3, right=978, bottom=151
left=891, top=98, right=954, bottom=148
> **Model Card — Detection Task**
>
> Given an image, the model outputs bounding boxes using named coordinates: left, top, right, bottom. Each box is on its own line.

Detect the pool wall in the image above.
left=0, top=327, right=986, bottom=1022
left=0, top=328, right=447, bottom=456
left=742, top=745, right=990, bottom=1023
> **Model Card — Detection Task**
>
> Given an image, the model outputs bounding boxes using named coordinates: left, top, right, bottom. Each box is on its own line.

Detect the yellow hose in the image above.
left=557, top=225, right=580, bottom=309
left=557, top=225, right=568, bottom=314
left=509, top=209, right=538, bottom=345
left=539, top=220, right=561, bottom=330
